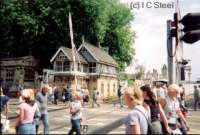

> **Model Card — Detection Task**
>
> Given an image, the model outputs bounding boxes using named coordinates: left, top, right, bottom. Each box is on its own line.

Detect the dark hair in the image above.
left=140, top=85, right=157, bottom=106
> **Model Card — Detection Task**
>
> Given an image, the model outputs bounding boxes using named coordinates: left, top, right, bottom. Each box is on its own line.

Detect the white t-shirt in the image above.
left=48, top=86, right=53, bottom=95
left=70, top=100, right=82, bottom=120
left=124, top=105, right=149, bottom=134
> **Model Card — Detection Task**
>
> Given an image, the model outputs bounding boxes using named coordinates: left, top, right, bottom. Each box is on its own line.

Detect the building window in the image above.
left=107, top=66, right=109, bottom=73
left=83, top=64, right=88, bottom=73
left=24, top=68, right=35, bottom=81
left=6, top=69, right=14, bottom=80
left=101, top=83, right=104, bottom=95
left=113, top=84, right=116, bottom=93
left=107, top=83, right=110, bottom=96
left=63, top=61, right=70, bottom=71
left=78, top=63, right=82, bottom=72
left=56, top=61, right=62, bottom=71
left=89, top=63, right=96, bottom=73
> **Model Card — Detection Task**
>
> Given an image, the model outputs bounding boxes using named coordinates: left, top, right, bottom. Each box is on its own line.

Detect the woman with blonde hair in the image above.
left=123, top=86, right=149, bottom=134
left=15, top=89, right=37, bottom=134
left=160, top=84, right=190, bottom=134
left=68, top=91, right=82, bottom=135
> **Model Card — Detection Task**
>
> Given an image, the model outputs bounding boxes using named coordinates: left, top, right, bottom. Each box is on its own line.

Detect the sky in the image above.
left=121, top=0, right=200, bottom=81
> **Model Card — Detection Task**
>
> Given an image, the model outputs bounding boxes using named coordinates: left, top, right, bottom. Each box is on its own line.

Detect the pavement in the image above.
left=7, top=99, right=128, bottom=134
left=5, top=99, right=200, bottom=134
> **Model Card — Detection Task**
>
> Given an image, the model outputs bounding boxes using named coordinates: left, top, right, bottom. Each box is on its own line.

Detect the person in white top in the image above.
left=68, top=91, right=82, bottom=135
left=123, top=86, right=149, bottom=134
left=160, top=84, right=189, bottom=134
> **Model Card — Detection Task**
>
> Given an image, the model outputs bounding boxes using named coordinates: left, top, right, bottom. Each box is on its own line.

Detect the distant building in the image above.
left=0, top=55, right=38, bottom=95
left=44, top=42, right=118, bottom=98
left=144, top=69, right=161, bottom=85
left=161, top=64, right=168, bottom=79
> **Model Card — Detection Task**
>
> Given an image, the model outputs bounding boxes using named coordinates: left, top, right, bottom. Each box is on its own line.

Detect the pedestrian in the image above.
left=15, top=89, right=37, bottom=134
left=193, top=85, right=199, bottom=111
left=33, top=89, right=41, bottom=134
left=0, top=87, right=10, bottom=134
left=157, top=83, right=167, bottom=99
left=123, top=86, right=149, bottom=134
left=48, top=84, right=53, bottom=104
left=92, top=88, right=100, bottom=108
left=83, top=88, right=90, bottom=105
left=54, top=86, right=59, bottom=105
left=140, top=85, right=172, bottom=134
left=36, top=84, right=50, bottom=134
left=117, top=85, right=124, bottom=108
left=160, top=84, right=190, bottom=134
left=16, top=84, right=23, bottom=98
left=80, top=87, right=85, bottom=106
left=68, top=92, right=82, bottom=135
left=178, top=88, right=188, bottom=135
left=62, top=88, right=67, bottom=103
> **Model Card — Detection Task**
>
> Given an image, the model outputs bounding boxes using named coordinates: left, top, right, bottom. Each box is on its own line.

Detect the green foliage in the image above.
left=0, top=0, right=135, bottom=72
left=128, top=79, right=134, bottom=86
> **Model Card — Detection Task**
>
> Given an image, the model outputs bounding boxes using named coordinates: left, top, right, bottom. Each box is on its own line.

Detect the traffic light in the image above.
left=180, top=67, right=185, bottom=81
left=180, top=13, right=200, bottom=44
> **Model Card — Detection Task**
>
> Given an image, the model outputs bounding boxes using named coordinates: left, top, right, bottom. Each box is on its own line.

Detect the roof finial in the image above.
left=82, top=35, right=85, bottom=44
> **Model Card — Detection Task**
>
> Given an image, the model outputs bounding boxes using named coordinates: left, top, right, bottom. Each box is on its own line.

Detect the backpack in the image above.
left=134, top=108, right=153, bottom=135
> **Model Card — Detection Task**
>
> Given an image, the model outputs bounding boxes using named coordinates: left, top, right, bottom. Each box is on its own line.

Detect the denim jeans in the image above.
left=40, top=113, right=49, bottom=134
left=68, top=119, right=81, bottom=135
left=18, top=123, right=35, bottom=134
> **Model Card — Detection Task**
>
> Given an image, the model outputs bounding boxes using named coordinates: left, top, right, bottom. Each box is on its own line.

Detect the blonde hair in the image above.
left=72, top=91, right=81, bottom=100
left=21, top=89, right=35, bottom=105
left=42, top=84, right=50, bottom=90
left=124, top=86, right=143, bottom=105
left=168, top=84, right=180, bottom=93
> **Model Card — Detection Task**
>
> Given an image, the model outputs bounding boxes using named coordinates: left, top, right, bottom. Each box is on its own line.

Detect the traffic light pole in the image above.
left=167, top=20, right=175, bottom=84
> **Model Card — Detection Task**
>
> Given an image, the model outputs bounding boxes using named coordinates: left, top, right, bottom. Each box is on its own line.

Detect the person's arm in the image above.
left=36, top=93, right=42, bottom=103
left=130, top=124, right=141, bottom=134
left=19, top=107, right=24, bottom=123
left=177, top=109, right=189, bottom=130
left=5, top=101, right=9, bottom=119
left=70, top=104, right=80, bottom=115
left=158, top=103, right=172, bottom=134
left=15, top=105, right=24, bottom=127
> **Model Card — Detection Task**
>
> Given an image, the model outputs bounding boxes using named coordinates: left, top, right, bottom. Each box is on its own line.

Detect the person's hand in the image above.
left=166, top=126, right=172, bottom=134
left=186, top=123, right=190, bottom=131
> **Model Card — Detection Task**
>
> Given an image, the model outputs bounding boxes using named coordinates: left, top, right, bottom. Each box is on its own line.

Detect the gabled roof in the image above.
left=0, top=55, right=35, bottom=61
left=50, top=47, right=87, bottom=64
left=78, top=42, right=118, bottom=67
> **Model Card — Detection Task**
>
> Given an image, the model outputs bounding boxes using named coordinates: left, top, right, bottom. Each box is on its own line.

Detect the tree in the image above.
left=0, top=0, right=135, bottom=72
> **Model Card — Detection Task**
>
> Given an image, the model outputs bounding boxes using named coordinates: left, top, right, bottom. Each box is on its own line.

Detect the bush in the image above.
left=103, top=95, right=118, bottom=103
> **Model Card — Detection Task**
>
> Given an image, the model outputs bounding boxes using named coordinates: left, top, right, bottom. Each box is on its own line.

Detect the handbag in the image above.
left=1, top=114, right=10, bottom=133
left=171, top=128, right=182, bottom=134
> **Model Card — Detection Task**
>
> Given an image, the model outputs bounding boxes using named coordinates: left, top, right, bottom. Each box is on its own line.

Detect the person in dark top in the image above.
left=54, top=87, right=59, bottom=105
left=0, top=87, right=10, bottom=133
left=117, top=85, right=124, bottom=108
left=140, top=85, right=172, bottom=134
left=65, top=86, right=72, bottom=103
